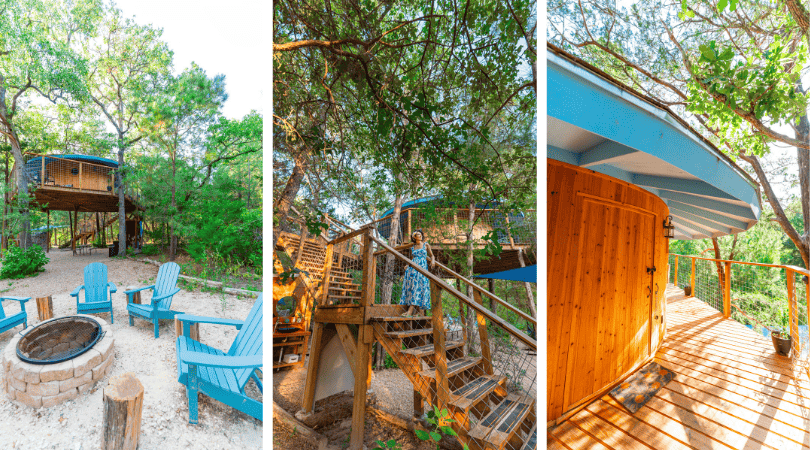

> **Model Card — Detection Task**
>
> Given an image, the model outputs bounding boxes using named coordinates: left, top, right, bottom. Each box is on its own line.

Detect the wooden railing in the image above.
left=669, top=253, right=809, bottom=375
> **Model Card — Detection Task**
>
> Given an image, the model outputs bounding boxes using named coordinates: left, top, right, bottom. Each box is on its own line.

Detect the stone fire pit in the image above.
left=1, top=314, right=115, bottom=408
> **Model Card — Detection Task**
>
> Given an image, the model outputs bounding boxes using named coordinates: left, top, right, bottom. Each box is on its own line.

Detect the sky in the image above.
left=112, top=0, right=264, bottom=120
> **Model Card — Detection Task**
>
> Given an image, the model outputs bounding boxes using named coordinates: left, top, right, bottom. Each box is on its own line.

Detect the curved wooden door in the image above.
left=562, top=195, right=655, bottom=412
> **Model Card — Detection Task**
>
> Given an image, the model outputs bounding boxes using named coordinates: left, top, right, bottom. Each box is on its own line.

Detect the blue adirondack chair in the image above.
left=175, top=294, right=263, bottom=424
left=0, top=296, right=31, bottom=335
left=71, top=262, right=116, bottom=323
left=125, top=262, right=182, bottom=338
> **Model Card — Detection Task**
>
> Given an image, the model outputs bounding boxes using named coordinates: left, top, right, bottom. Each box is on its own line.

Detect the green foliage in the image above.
left=415, top=405, right=466, bottom=450
left=140, top=244, right=162, bottom=256
left=384, top=353, right=398, bottom=369
left=1, top=245, right=49, bottom=279
left=371, top=439, right=401, bottom=450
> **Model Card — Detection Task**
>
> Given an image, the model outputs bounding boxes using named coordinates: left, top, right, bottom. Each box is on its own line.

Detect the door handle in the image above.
left=647, top=266, right=657, bottom=274
left=655, top=282, right=659, bottom=298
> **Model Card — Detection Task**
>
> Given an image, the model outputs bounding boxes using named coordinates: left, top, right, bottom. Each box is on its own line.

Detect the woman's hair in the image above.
left=412, top=229, right=424, bottom=239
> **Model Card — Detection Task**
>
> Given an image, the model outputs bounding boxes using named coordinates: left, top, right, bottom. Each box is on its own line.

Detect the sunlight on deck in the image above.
left=548, top=285, right=810, bottom=450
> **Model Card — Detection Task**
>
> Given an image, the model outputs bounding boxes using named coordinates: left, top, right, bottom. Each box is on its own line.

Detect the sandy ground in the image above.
left=0, top=250, right=262, bottom=450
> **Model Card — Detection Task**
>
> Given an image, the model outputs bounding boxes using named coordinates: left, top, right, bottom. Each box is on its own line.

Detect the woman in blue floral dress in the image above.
left=400, top=230, right=435, bottom=317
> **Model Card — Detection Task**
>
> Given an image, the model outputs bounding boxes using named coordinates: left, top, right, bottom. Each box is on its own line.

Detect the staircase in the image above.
left=277, top=228, right=537, bottom=450
left=277, top=232, right=363, bottom=306
left=373, top=316, right=537, bottom=450
left=61, top=215, right=118, bottom=248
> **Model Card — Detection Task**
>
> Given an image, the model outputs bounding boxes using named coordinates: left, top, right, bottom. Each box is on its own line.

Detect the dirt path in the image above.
left=0, top=250, right=262, bottom=449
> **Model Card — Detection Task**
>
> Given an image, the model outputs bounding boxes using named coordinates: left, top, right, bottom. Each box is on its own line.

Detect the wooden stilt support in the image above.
left=101, top=372, right=144, bottom=450
left=413, top=389, right=423, bottom=419
left=36, top=296, right=53, bottom=321
left=350, top=324, right=372, bottom=450
left=46, top=209, right=50, bottom=253
left=301, top=322, right=324, bottom=414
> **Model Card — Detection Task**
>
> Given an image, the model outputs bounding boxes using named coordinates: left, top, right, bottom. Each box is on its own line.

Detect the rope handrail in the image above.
left=369, top=233, right=536, bottom=349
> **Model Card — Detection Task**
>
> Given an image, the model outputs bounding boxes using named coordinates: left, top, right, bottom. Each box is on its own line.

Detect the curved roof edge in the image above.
left=26, top=154, right=119, bottom=168
left=547, top=43, right=761, bottom=240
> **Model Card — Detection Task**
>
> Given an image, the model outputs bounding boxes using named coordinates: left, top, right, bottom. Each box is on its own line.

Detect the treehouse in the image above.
left=547, top=43, right=767, bottom=446
left=373, top=196, right=536, bottom=274
left=10, top=153, right=144, bottom=251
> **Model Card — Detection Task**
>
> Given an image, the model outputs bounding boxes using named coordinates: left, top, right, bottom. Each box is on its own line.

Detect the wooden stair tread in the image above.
left=449, top=374, right=507, bottom=411
left=468, top=393, right=535, bottom=449
left=371, top=316, right=432, bottom=322
left=419, top=356, right=481, bottom=379
left=327, top=295, right=361, bottom=300
left=386, top=328, right=438, bottom=338
left=400, top=340, right=464, bottom=357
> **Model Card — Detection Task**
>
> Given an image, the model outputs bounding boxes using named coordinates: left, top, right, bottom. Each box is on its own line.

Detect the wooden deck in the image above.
left=548, top=285, right=810, bottom=450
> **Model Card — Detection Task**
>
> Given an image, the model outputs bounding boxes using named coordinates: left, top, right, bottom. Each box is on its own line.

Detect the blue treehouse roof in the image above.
left=25, top=154, right=119, bottom=169
left=547, top=44, right=761, bottom=240
left=475, top=265, right=537, bottom=283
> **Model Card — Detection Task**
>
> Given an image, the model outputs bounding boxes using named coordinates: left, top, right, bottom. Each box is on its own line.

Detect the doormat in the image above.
left=609, top=362, right=674, bottom=413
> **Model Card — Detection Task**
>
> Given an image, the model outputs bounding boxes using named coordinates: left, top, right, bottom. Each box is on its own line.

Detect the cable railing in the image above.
left=668, top=253, right=810, bottom=377
left=11, top=153, right=143, bottom=205
left=367, top=207, right=537, bottom=250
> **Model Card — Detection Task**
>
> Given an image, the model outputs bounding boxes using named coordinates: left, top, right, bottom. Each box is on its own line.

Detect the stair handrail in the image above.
left=369, top=233, right=536, bottom=349
left=431, top=259, right=536, bottom=326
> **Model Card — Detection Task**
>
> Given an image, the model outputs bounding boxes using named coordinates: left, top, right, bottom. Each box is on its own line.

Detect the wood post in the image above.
left=690, top=257, right=696, bottom=296
left=301, top=322, right=324, bottom=413
left=36, top=296, right=53, bottom=321
left=673, top=256, right=678, bottom=285
left=46, top=209, right=50, bottom=253
left=320, top=243, right=334, bottom=305
left=126, top=286, right=142, bottom=305
left=174, top=318, right=199, bottom=341
left=79, top=162, right=83, bottom=190
left=473, top=290, right=494, bottom=375
left=101, top=372, right=144, bottom=450
left=350, top=324, right=372, bottom=450
left=413, top=389, right=423, bottom=419
left=723, top=261, right=731, bottom=318
left=430, top=280, right=450, bottom=410
left=787, top=270, right=801, bottom=355
left=517, top=249, right=536, bottom=318
left=69, top=210, right=75, bottom=255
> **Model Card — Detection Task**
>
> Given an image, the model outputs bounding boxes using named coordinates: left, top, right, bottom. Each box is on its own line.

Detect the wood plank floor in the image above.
left=548, top=285, right=810, bottom=450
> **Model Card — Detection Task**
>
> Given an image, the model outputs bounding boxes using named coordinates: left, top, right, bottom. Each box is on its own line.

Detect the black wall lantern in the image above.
left=663, top=215, right=675, bottom=239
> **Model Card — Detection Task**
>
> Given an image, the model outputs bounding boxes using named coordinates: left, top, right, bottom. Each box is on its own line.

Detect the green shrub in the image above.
left=141, top=244, right=162, bottom=256
left=1, top=245, right=49, bottom=279
left=92, top=238, right=108, bottom=248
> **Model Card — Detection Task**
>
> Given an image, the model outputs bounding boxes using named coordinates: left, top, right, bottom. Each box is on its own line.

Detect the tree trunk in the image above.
left=798, top=109, right=810, bottom=266
left=274, top=151, right=308, bottom=233
left=465, top=199, right=476, bottom=345
left=117, top=139, right=126, bottom=256
left=169, top=151, right=177, bottom=260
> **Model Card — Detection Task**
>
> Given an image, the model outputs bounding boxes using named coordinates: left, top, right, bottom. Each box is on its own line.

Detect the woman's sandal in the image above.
left=401, top=312, right=412, bottom=317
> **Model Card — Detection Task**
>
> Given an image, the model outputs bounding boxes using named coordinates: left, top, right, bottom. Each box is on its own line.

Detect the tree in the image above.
left=273, top=0, right=537, bottom=231
left=83, top=5, right=172, bottom=255
left=142, top=65, right=226, bottom=259
left=548, top=0, right=810, bottom=269
left=0, top=0, right=98, bottom=248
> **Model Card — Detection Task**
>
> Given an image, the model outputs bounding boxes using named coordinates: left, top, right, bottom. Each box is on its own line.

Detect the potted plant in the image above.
left=771, top=310, right=792, bottom=357
left=684, top=285, right=692, bottom=296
